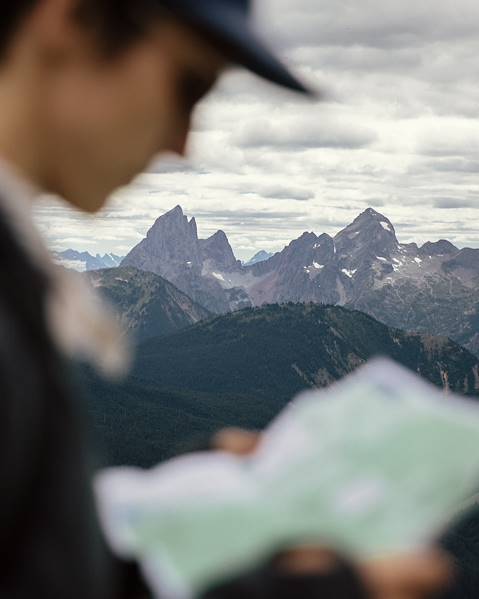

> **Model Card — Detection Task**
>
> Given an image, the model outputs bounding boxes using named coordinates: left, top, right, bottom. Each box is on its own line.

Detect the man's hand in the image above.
left=277, top=545, right=453, bottom=599
left=211, top=427, right=261, bottom=455
left=359, top=549, right=453, bottom=599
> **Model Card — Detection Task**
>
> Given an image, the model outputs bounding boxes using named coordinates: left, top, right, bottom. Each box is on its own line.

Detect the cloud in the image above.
left=433, top=198, right=479, bottom=209
left=34, top=0, right=479, bottom=257
left=147, top=160, right=199, bottom=175
left=258, top=0, right=479, bottom=50
left=417, top=122, right=479, bottom=157
left=190, top=208, right=308, bottom=222
left=240, top=183, right=315, bottom=201
left=234, top=117, right=377, bottom=150
left=425, top=158, right=479, bottom=174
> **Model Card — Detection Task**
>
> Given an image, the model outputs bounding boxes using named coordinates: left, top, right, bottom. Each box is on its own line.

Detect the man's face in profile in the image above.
left=8, top=3, right=225, bottom=212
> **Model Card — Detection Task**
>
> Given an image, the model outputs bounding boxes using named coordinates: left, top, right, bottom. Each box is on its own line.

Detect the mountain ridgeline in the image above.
left=55, top=249, right=123, bottom=271
left=87, top=266, right=211, bottom=342
left=83, top=303, right=479, bottom=468
left=135, top=303, right=479, bottom=401
left=118, top=205, right=479, bottom=356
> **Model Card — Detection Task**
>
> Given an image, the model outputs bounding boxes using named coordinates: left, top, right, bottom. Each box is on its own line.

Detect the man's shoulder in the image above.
left=0, top=206, right=50, bottom=313
left=0, top=209, right=55, bottom=384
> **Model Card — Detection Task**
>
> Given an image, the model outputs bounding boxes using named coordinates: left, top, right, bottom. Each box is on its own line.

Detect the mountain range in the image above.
left=55, top=249, right=124, bottom=271
left=87, top=267, right=211, bottom=342
left=120, top=205, right=479, bottom=356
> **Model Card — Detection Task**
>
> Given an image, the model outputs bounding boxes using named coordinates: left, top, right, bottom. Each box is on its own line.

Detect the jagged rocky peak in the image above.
left=443, top=247, right=479, bottom=272
left=334, top=207, right=398, bottom=258
left=283, top=232, right=318, bottom=255
left=189, top=216, right=198, bottom=237
left=277, top=231, right=335, bottom=272
left=122, top=205, right=203, bottom=277
left=204, top=230, right=229, bottom=244
left=245, top=250, right=274, bottom=266
left=419, top=240, right=458, bottom=256
left=343, top=207, right=396, bottom=236
left=144, top=205, right=199, bottom=250
left=148, top=205, right=195, bottom=237
left=169, top=204, right=184, bottom=216
left=294, top=231, right=318, bottom=246
left=200, top=230, right=239, bottom=271
left=316, top=232, right=335, bottom=245
left=287, top=231, right=335, bottom=253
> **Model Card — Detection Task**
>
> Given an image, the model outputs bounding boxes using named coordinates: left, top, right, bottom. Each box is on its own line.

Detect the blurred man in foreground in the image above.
left=0, top=1, right=453, bottom=597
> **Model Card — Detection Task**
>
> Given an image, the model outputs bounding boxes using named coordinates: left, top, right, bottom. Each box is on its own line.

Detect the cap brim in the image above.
left=160, top=0, right=316, bottom=96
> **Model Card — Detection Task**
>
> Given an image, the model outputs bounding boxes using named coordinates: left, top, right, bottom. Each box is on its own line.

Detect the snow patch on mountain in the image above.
left=380, top=221, right=392, bottom=232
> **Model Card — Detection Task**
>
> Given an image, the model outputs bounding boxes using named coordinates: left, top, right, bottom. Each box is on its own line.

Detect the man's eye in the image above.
left=179, top=71, right=215, bottom=112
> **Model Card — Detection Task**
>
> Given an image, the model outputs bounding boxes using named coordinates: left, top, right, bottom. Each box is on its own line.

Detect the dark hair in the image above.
left=0, top=0, right=167, bottom=59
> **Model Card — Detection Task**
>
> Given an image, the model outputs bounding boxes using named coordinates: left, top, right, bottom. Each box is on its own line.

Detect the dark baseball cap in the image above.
left=159, top=0, right=314, bottom=95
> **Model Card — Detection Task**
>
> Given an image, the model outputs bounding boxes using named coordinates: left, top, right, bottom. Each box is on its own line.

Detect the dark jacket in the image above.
left=0, top=209, right=149, bottom=598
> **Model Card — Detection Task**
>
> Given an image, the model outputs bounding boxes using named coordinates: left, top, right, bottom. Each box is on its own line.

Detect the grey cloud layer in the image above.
left=234, top=117, right=376, bottom=150
left=35, top=0, right=479, bottom=259
left=260, top=0, right=479, bottom=49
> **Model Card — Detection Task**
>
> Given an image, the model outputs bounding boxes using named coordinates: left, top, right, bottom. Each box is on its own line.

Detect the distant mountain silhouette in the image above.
left=244, top=250, right=273, bottom=266
left=55, top=249, right=123, bottom=271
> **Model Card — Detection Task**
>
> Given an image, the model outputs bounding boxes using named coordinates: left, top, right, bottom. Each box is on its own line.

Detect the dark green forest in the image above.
left=79, top=303, right=479, bottom=468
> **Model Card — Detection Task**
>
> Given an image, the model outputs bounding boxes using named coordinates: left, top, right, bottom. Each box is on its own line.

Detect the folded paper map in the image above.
left=95, top=358, right=479, bottom=598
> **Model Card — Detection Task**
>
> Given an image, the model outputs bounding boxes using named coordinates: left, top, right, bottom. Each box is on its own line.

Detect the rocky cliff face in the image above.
left=122, top=206, right=251, bottom=313
left=199, top=230, right=240, bottom=272
left=122, top=205, right=203, bottom=279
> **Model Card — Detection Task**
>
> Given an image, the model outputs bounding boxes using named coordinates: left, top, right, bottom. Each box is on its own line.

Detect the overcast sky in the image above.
left=35, top=0, right=479, bottom=261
